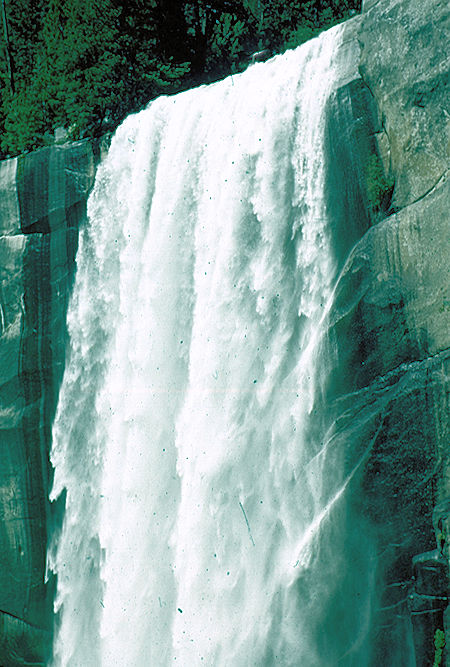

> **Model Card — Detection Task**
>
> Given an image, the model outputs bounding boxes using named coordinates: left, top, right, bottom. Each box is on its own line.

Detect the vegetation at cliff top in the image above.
left=0, top=0, right=361, bottom=158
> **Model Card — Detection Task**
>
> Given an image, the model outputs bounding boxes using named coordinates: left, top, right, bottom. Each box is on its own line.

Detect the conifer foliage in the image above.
left=0, top=0, right=360, bottom=158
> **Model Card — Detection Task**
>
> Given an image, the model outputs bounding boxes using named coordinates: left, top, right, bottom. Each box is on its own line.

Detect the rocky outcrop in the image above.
left=0, top=142, right=95, bottom=664
left=324, top=0, right=449, bottom=663
left=359, top=0, right=449, bottom=209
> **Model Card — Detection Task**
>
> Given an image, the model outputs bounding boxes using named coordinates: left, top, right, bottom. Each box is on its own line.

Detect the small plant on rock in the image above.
left=433, top=628, right=445, bottom=667
left=365, top=153, right=394, bottom=214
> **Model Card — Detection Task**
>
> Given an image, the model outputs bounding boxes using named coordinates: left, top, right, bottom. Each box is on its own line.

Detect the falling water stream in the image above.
left=48, top=24, right=375, bottom=666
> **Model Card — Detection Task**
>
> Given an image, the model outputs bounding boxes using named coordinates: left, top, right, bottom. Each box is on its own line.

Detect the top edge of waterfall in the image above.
left=119, top=22, right=348, bottom=120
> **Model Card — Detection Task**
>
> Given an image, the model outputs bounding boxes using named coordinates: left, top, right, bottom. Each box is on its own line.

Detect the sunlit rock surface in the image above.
left=360, top=0, right=450, bottom=209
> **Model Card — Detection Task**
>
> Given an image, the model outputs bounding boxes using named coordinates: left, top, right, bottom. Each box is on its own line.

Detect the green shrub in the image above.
left=365, top=153, right=394, bottom=213
left=433, top=628, right=445, bottom=667
left=209, top=13, right=248, bottom=74
left=1, top=82, right=47, bottom=154
left=280, top=6, right=354, bottom=53
left=283, top=23, right=316, bottom=50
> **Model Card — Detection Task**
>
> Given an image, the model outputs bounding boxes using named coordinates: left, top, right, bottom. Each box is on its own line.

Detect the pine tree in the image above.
left=0, top=0, right=45, bottom=154
left=38, top=0, right=122, bottom=136
left=0, top=0, right=361, bottom=157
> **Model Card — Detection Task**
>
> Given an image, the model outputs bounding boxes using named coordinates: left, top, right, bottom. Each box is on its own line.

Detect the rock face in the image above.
left=359, top=0, right=449, bottom=209
left=0, top=0, right=448, bottom=664
left=324, top=1, right=449, bottom=663
left=0, top=142, right=96, bottom=664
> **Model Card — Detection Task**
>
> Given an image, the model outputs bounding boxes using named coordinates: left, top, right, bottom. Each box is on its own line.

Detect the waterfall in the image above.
left=48, top=24, right=374, bottom=666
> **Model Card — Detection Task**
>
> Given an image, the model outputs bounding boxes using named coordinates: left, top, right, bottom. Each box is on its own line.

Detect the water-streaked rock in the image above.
left=0, top=141, right=95, bottom=663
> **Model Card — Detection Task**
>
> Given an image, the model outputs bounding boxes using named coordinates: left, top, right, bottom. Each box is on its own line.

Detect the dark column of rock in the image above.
left=0, top=142, right=95, bottom=665
left=324, top=16, right=380, bottom=266
left=325, top=1, right=449, bottom=664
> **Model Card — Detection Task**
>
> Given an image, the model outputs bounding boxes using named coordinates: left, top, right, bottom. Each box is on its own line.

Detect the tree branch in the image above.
left=1, top=0, right=14, bottom=93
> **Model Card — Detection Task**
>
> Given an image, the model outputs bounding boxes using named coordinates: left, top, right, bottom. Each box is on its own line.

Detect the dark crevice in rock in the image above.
left=21, top=218, right=51, bottom=235
left=0, top=609, right=51, bottom=666
left=19, top=201, right=88, bottom=236
left=402, top=168, right=449, bottom=210
left=331, top=346, right=450, bottom=405
left=0, top=608, right=50, bottom=635
left=324, top=75, right=379, bottom=267
left=356, top=57, right=375, bottom=100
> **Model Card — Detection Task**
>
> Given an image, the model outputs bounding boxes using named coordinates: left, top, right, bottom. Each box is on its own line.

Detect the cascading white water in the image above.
left=48, top=24, right=373, bottom=666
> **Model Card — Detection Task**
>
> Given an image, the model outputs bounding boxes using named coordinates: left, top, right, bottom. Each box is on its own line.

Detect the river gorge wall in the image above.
left=0, top=0, right=448, bottom=663
left=0, top=141, right=97, bottom=664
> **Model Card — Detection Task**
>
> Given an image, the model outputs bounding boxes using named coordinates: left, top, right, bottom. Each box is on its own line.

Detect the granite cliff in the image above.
left=0, top=142, right=96, bottom=664
left=0, top=0, right=448, bottom=663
